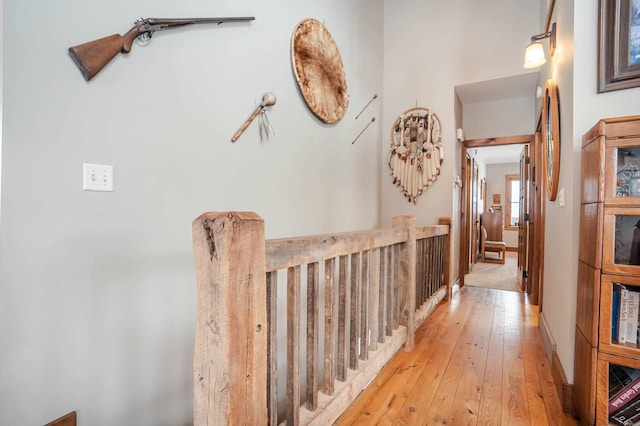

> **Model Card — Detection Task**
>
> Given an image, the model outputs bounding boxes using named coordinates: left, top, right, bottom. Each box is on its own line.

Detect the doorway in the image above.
left=459, top=134, right=543, bottom=304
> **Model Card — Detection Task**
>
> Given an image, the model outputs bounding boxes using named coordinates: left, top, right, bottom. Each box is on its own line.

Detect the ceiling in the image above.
left=455, top=72, right=540, bottom=105
left=471, top=144, right=526, bottom=165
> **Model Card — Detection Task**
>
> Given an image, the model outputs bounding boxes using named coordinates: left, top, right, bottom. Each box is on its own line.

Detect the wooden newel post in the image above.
left=192, top=212, right=268, bottom=425
left=392, top=215, right=416, bottom=352
left=438, top=217, right=452, bottom=301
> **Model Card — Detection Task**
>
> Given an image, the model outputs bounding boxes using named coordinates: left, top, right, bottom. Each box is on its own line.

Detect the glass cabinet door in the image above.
left=604, top=208, right=640, bottom=274
left=606, top=141, right=640, bottom=205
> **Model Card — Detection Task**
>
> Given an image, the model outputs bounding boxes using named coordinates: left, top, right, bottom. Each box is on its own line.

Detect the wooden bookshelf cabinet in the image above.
left=574, top=115, right=640, bottom=425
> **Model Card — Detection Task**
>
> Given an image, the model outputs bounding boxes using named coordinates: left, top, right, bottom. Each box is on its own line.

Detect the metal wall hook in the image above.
left=352, top=117, right=375, bottom=144
left=355, top=94, right=378, bottom=120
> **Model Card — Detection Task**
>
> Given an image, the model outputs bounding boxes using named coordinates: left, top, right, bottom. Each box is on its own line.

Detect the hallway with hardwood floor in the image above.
left=335, top=285, right=579, bottom=425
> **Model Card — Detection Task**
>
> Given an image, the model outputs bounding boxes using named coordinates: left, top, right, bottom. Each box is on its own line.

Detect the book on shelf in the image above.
left=620, top=287, right=630, bottom=345
left=614, top=285, right=622, bottom=341
left=628, top=291, right=640, bottom=346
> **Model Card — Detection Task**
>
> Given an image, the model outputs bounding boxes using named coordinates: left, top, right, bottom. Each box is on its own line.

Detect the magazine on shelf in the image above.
left=610, top=365, right=640, bottom=400
left=611, top=394, right=640, bottom=425
left=611, top=375, right=640, bottom=415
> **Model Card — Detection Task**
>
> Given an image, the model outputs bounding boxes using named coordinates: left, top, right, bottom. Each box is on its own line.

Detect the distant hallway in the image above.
left=465, top=251, right=521, bottom=293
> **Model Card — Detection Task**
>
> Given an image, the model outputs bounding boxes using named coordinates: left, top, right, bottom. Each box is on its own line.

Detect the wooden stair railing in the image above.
left=192, top=212, right=451, bottom=425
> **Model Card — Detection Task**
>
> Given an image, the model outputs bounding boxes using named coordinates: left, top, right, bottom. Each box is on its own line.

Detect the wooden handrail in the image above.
left=265, top=228, right=408, bottom=272
left=192, top=212, right=451, bottom=426
left=416, top=224, right=450, bottom=239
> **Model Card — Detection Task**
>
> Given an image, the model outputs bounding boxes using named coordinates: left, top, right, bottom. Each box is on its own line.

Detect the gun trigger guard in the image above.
left=137, top=31, right=154, bottom=43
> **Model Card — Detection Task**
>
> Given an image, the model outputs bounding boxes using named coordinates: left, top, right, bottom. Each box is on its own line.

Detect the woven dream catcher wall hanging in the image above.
left=389, top=107, right=444, bottom=203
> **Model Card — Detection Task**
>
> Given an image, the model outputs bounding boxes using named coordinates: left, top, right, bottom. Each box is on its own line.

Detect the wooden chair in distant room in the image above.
left=480, top=211, right=506, bottom=264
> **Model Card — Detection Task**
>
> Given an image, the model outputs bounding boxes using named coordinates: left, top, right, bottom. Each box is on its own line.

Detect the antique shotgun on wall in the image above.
left=69, top=17, right=255, bottom=81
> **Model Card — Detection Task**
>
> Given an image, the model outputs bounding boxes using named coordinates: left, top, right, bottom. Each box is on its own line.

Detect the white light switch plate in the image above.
left=82, top=163, right=113, bottom=191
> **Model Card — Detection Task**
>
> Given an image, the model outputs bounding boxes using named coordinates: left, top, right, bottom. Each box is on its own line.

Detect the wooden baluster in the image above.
left=360, top=250, right=370, bottom=361
left=443, top=234, right=449, bottom=290
left=349, top=253, right=361, bottom=370
left=422, top=237, right=427, bottom=298
left=439, top=217, right=452, bottom=300
left=386, top=245, right=393, bottom=337
left=418, top=239, right=425, bottom=307
left=323, top=258, right=336, bottom=395
left=306, top=262, right=319, bottom=411
left=287, top=266, right=301, bottom=425
left=432, top=239, right=436, bottom=293
left=392, top=245, right=398, bottom=332
left=415, top=239, right=421, bottom=309
left=393, top=215, right=416, bottom=351
left=392, top=244, right=400, bottom=332
left=369, top=248, right=380, bottom=352
left=437, top=236, right=444, bottom=291
left=266, top=271, right=278, bottom=425
left=425, top=239, right=430, bottom=301
left=192, top=212, right=267, bottom=425
left=424, top=238, right=429, bottom=303
left=423, top=238, right=428, bottom=305
left=438, top=237, right=443, bottom=291
left=337, top=255, right=348, bottom=381
left=378, top=247, right=387, bottom=343
left=427, top=237, right=438, bottom=296
left=436, top=238, right=440, bottom=292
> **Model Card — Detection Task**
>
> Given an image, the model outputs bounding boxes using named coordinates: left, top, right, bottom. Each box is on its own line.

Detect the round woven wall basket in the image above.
left=291, top=18, right=349, bottom=124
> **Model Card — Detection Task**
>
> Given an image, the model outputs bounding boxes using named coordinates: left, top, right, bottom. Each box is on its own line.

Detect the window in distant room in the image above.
left=505, top=174, right=519, bottom=230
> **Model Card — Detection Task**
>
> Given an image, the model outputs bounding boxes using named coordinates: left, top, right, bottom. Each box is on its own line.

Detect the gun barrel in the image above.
left=146, top=17, right=255, bottom=27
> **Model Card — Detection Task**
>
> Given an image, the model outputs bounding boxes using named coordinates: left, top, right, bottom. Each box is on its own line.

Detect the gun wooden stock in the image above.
left=69, top=27, right=141, bottom=81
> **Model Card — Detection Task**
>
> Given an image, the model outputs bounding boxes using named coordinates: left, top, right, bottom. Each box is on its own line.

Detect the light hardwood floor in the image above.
left=335, top=285, right=580, bottom=425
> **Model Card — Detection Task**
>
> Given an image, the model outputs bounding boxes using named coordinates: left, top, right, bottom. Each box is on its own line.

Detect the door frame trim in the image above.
left=459, top=134, right=538, bottom=294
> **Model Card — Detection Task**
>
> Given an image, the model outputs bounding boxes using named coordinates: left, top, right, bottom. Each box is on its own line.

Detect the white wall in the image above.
left=0, top=0, right=383, bottom=424
left=464, top=96, right=535, bottom=139
left=574, top=4, right=640, bottom=125
left=380, top=0, right=613, bottom=390
left=0, top=0, right=3, bottom=216
left=539, top=0, right=640, bottom=384
left=8, top=0, right=633, bottom=421
left=537, top=0, right=577, bottom=384
left=381, top=0, right=541, bottom=284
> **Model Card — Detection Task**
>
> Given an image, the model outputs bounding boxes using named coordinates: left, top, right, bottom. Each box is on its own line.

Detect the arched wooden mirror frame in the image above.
left=542, top=79, right=560, bottom=201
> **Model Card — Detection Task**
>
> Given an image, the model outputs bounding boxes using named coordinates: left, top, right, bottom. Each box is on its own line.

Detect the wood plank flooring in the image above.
left=335, top=285, right=579, bottom=425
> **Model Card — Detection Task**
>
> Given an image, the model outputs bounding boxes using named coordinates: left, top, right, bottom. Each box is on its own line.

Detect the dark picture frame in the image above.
left=598, top=0, right=640, bottom=93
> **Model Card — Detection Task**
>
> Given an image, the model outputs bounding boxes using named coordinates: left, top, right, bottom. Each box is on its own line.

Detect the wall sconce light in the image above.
left=523, top=22, right=556, bottom=69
